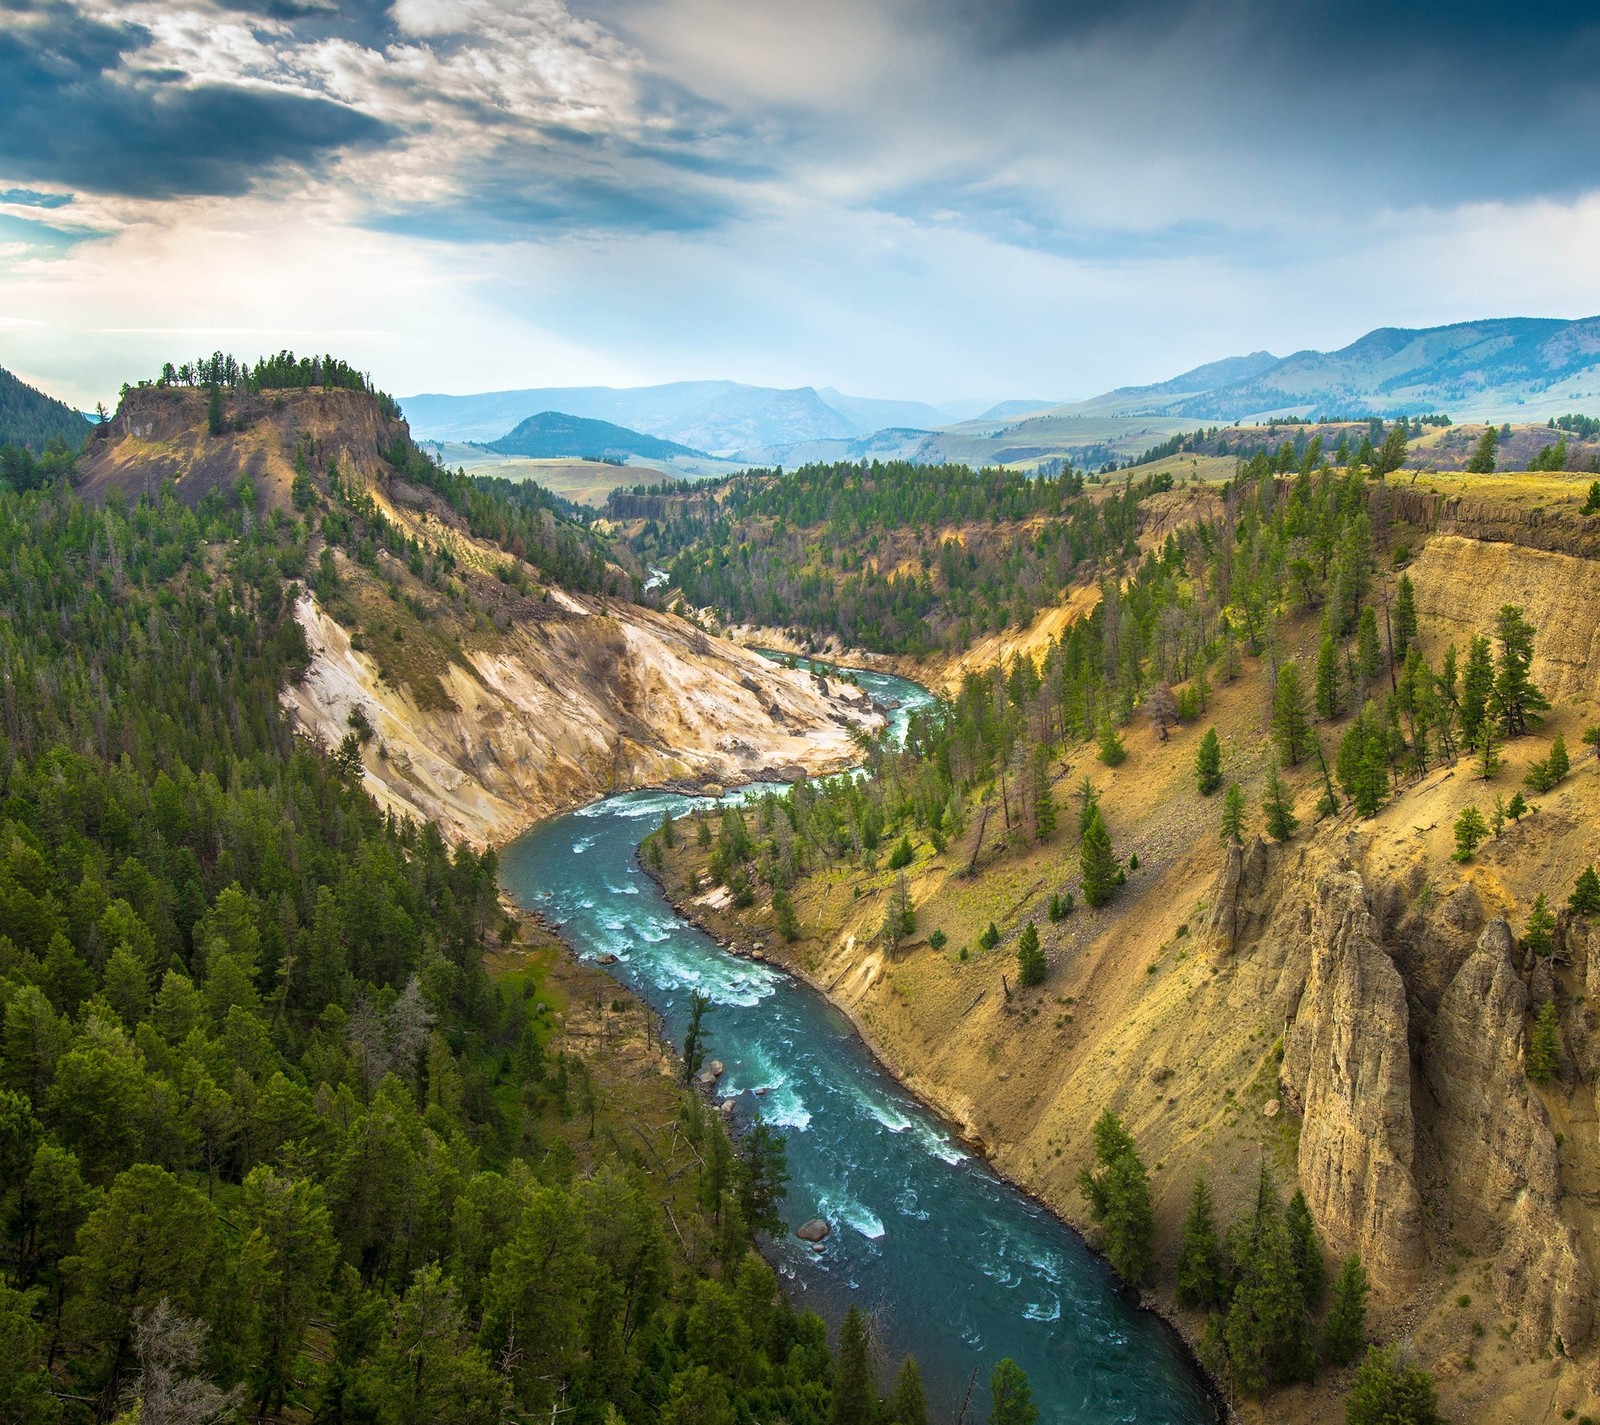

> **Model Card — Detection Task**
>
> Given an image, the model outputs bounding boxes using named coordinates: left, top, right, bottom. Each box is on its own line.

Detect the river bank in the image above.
left=497, top=723, right=1222, bottom=1421
left=640, top=835, right=1237, bottom=1424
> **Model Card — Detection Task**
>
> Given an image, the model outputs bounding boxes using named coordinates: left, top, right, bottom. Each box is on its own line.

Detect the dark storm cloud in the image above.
left=0, top=0, right=393, bottom=199
left=885, top=0, right=1600, bottom=215
left=371, top=160, right=742, bottom=243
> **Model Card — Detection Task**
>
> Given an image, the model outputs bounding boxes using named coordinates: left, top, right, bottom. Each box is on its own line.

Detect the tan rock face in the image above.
left=1427, top=920, right=1594, bottom=1353
left=1407, top=533, right=1600, bottom=704
left=1281, top=873, right=1426, bottom=1288
left=282, top=590, right=884, bottom=846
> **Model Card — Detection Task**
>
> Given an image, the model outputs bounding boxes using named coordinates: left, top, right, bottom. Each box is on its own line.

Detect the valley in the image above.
left=5, top=352, right=1600, bottom=1425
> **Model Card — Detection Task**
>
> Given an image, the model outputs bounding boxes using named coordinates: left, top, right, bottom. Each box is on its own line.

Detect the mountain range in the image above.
left=1060, top=317, right=1600, bottom=423
left=402, top=316, right=1600, bottom=467
left=400, top=380, right=960, bottom=455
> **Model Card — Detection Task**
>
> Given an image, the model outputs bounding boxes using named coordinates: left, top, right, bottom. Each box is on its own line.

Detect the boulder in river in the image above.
left=596, top=953, right=620, bottom=966
left=796, top=1218, right=831, bottom=1243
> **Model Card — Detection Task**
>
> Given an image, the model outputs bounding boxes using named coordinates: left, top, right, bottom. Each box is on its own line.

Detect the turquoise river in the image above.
left=498, top=660, right=1219, bottom=1424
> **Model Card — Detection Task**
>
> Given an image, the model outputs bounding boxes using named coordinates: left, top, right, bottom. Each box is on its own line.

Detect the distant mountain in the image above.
left=976, top=399, right=1065, bottom=422
left=487, top=411, right=707, bottom=462
left=1056, top=318, right=1600, bottom=422
left=0, top=365, right=91, bottom=452
left=814, top=388, right=955, bottom=432
left=404, top=380, right=941, bottom=456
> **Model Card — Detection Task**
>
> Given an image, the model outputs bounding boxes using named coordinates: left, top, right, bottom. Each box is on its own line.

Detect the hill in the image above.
left=1057, top=317, right=1600, bottom=423
left=485, top=409, right=708, bottom=460
left=0, top=363, right=91, bottom=451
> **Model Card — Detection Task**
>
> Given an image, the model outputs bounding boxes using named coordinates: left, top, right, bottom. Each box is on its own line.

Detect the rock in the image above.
left=596, top=953, right=620, bottom=966
left=706, top=1060, right=725, bottom=1079
left=778, top=764, right=807, bottom=782
left=1281, top=873, right=1425, bottom=1287
left=1427, top=919, right=1592, bottom=1351
left=796, top=1218, right=831, bottom=1242
left=751, top=949, right=765, bottom=961
left=1263, top=1099, right=1280, bottom=1118
left=1206, top=836, right=1272, bottom=958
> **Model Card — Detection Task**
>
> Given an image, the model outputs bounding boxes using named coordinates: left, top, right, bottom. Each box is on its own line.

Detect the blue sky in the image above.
left=3, top=0, right=1600, bottom=408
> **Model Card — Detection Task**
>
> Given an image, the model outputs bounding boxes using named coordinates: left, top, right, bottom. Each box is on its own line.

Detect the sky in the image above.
left=4, top=0, right=1600, bottom=410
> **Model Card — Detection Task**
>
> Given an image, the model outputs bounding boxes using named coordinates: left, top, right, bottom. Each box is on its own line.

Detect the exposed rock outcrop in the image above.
left=1426, top=920, right=1594, bottom=1353
left=1206, top=836, right=1273, bottom=958
left=1280, top=873, right=1426, bottom=1288
left=282, top=589, right=883, bottom=845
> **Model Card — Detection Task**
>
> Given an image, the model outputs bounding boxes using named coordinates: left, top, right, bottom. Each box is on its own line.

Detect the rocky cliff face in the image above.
left=1427, top=921, right=1594, bottom=1354
left=1280, top=873, right=1426, bottom=1289
left=80, top=384, right=407, bottom=510
left=282, top=587, right=882, bottom=845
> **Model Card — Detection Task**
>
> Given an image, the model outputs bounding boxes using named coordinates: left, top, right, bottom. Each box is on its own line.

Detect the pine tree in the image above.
left=884, top=1357, right=928, bottom=1425
left=1032, top=745, right=1056, bottom=840
left=988, top=1358, right=1039, bottom=1425
left=1459, top=635, right=1493, bottom=748
left=1314, top=631, right=1342, bottom=720
left=1452, top=806, right=1489, bottom=862
left=1271, top=663, right=1313, bottom=766
left=1222, top=1167, right=1316, bottom=1393
left=1570, top=865, right=1600, bottom=917
left=1077, top=1111, right=1155, bottom=1284
left=832, top=1305, right=873, bottom=1425
left=660, top=810, right=677, bottom=848
left=1262, top=762, right=1298, bottom=842
left=1195, top=728, right=1223, bottom=795
left=1284, top=1189, right=1325, bottom=1309
left=1345, top=1345, right=1445, bottom=1425
left=1079, top=804, right=1120, bottom=908
left=1529, top=1001, right=1561, bottom=1083
left=1474, top=719, right=1500, bottom=780
left=772, top=888, right=800, bottom=942
left=207, top=383, right=226, bottom=436
left=1016, top=922, right=1046, bottom=987
left=1392, top=574, right=1418, bottom=665
left=1548, top=732, right=1570, bottom=783
left=1523, top=894, right=1556, bottom=958
left=1096, top=719, right=1127, bottom=767
left=1373, top=421, right=1409, bottom=477
left=1490, top=604, right=1548, bottom=737
left=888, top=834, right=914, bottom=870
left=1220, top=783, right=1245, bottom=846
left=1176, top=1177, right=1227, bottom=1309
left=1465, top=426, right=1498, bottom=473
left=1584, top=479, right=1600, bottom=516
left=1321, top=1256, right=1369, bottom=1366
left=1354, top=608, right=1383, bottom=693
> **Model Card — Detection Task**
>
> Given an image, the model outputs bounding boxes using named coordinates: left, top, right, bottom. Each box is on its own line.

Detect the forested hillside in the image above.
left=0, top=376, right=943, bottom=1423
left=621, top=461, right=1177, bottom=654
left=0, top=365, right=88, bottom=454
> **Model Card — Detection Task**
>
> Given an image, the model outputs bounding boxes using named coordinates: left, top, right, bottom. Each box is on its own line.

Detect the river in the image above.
left=498, top=661, right=1219, bottom=1424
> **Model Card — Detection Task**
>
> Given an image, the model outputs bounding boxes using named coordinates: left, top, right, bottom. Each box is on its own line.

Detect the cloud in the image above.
left=0, top=0, right=392, bottom=198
